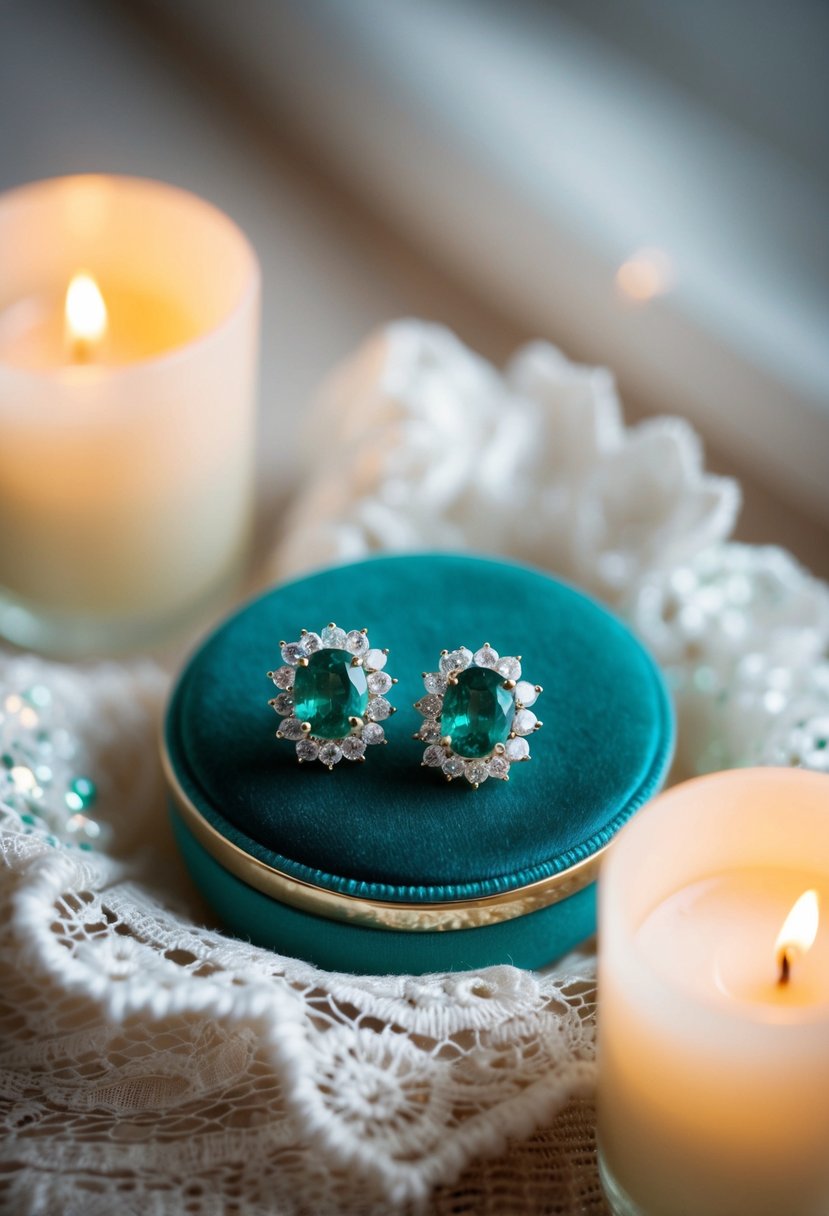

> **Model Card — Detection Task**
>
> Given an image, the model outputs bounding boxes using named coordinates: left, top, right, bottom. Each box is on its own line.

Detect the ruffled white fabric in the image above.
left=2, top=322, right=827, bottom=1215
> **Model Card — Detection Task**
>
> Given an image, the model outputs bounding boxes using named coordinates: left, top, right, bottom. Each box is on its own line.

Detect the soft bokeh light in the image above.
left=615, top=248, right=674, bottom=304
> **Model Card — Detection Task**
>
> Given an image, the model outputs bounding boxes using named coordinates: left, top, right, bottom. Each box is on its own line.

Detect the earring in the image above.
left=414, top=644, right=542, bottom=787
left=268, top=624, right=397, bottom=768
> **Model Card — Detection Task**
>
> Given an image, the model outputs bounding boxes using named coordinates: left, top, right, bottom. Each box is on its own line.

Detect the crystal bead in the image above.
left=442, top=755, right=466, bottom=779
left=273, top=693, right=294, bottom=716
left=341, top=737, right=366, bottom=761
left=424, top=672, right=447, bottom=695
left=345, top=630, right=370, bottom=656
left=362, top=723, right=385, bottom=745
left=278, top=717, right=304, bottom=741
left=366, top=697, right=391, bottom=721
left=422, top=745, right=444, bottom=767
left=368, top=671, right=392, bottom=695
left=321, top=625, right=347, bottom=649
left=417, top=693, right=443, bottom=718
left=281, top=642, right=305, bottom=665
left=505, top=737, right=530, bottom=761
left=488, top=755, right=510, bottom=779
left=465, top=761, right=489, bottom=786
left=497, top=656, right=522, bottom=680
left=318, top=742, right=343, bottom=768
left=295, top=738, right=319, bottom=763
left=440, top=648, right=473, bottom=675
left=473, top=645, right=499, bottom=669
left=417, top=720, right=441, bottom=743
left=272, top=666, right=295, bottom=690
left=302, top=631, right=323, bottom=654
left=515, top=680, right=538, bottom=707
left=513, top=709, right=537, bottom=736
left=364, top=648, right=387, bottom=671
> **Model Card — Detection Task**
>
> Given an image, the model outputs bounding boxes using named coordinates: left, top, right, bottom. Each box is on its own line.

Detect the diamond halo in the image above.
left=415, top=644, right=543, bottom=788
left=268, top=624, right=397, bottom=768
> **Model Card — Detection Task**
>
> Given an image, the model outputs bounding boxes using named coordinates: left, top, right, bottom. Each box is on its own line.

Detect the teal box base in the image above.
left=163, top=553, right=673, bottom=974
left=170, top=804, right=598, bottom=973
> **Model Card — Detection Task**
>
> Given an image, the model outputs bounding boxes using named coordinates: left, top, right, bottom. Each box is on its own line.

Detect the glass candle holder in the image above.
left=0, top=175, right=260, bottom=655
left=598, top=768, right=829, bottom=1216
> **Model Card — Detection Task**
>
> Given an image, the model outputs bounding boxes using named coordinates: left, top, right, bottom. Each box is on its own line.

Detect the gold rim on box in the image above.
left=162, top=745, right=605, bottom=932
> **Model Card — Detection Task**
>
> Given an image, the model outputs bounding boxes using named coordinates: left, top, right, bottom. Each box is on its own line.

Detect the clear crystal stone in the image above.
left=319, top=742, right=343, bottom=767
left=273, top=692, right=294, bottom=715
left=368, top=671, right=392, bottom=695
left=321, top=625, right=347, bottom=649
left=366, top=697, right=391, bottom=721
left=302, top=631, right=322, bottom=654
left=505, top=736, right=530, bottom=761
left=295, top=738, right=319, bottom=762
left=362, top=722, right=385, bottom=745
left=465, top=761, right=489, bottom=786
left=364, top=648, right=387, bottom=671
left=424, top=672, right=447, bottom=695
left=422, top=745, right=445, bottom=767
left=417, top=720, right=442, bottom=743
left=417, top=693, right=443, bottom=718
left=473, top=645, right=499, bottom=668
left=513, top=709, right=537, bottom=736
left=440, top=648, right=473, bottom=675
left=281, top=642, right=305, bottom=665
left=279, top=717, right=304, bottom=740
left=515, top=680, right=538, bottom=707
left=488, top=755, right=510, bottom=779
left=442, top=755, right=466, bottom=778
left=341, top=737, right=366, bottom=761
left=497, top=656, right=522, bottom=680
left=272, top=666, right=295, bottom=690
left=346, top=630, right=370, bottom=656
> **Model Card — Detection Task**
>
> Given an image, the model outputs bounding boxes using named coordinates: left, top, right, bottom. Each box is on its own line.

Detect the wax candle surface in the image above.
left=0, top=282, right=196, bottom=369
left=637, top=870, right=829, bottom=1011
left=598, top=768, right=829, bottom=1216
left=0, top=175, right=259, bottom=653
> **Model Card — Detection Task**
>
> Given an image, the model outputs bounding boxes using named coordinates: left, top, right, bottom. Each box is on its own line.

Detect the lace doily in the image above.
left=2, top=323, right=827, bottom=1215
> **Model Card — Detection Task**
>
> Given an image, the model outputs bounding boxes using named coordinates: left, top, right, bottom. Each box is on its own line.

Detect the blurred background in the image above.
left=1, top=0, right=827, bottom=575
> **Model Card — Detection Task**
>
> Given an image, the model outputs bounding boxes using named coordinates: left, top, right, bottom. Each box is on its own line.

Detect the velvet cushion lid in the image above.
left=165, top=553, right=674, bottom=970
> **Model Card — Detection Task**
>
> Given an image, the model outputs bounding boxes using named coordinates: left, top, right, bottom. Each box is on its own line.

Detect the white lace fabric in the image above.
left=2, top=323, right=827, bottom=1215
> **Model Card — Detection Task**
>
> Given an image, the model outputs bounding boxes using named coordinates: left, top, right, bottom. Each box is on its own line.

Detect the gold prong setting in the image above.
left=417, top=643, right=542, bottom=787
left=268, top=624, right=394, bottom=767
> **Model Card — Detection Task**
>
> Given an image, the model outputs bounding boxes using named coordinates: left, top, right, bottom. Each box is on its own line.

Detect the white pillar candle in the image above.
left=0, top=175, right=259, bottom=654
left=598, top=767, right=829, bottom=1216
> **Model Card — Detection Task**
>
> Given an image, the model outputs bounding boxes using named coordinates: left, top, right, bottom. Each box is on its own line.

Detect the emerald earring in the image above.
left=268, top=624, right=397, bottom=768
left=414, top=644, right=542, bottom=788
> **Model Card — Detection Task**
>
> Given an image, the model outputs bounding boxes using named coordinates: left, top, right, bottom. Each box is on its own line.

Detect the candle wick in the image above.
left=71, top=337, right=93, bottom=365
left=777, top=949, right=791, bottom=986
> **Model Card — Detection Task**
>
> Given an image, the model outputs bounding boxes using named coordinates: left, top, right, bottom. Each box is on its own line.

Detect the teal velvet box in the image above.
left=163, top=553, right=673, bottom=974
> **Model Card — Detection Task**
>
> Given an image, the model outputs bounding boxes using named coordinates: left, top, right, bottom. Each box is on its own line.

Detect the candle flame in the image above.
left=776, top=889, right=819, bottom=984
left=65, top=272, right=107, bottom=354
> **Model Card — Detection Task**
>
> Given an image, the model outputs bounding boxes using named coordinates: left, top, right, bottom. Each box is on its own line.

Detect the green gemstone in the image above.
left=441, top=666, right=515, bottom=759
left=292, top=648, right=369, bottom=740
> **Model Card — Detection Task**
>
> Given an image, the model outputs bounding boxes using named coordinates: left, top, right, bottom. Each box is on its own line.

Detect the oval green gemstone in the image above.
left=440, top=666, right=515, bottom=759
left=292, top=648, right=369, bottom=740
